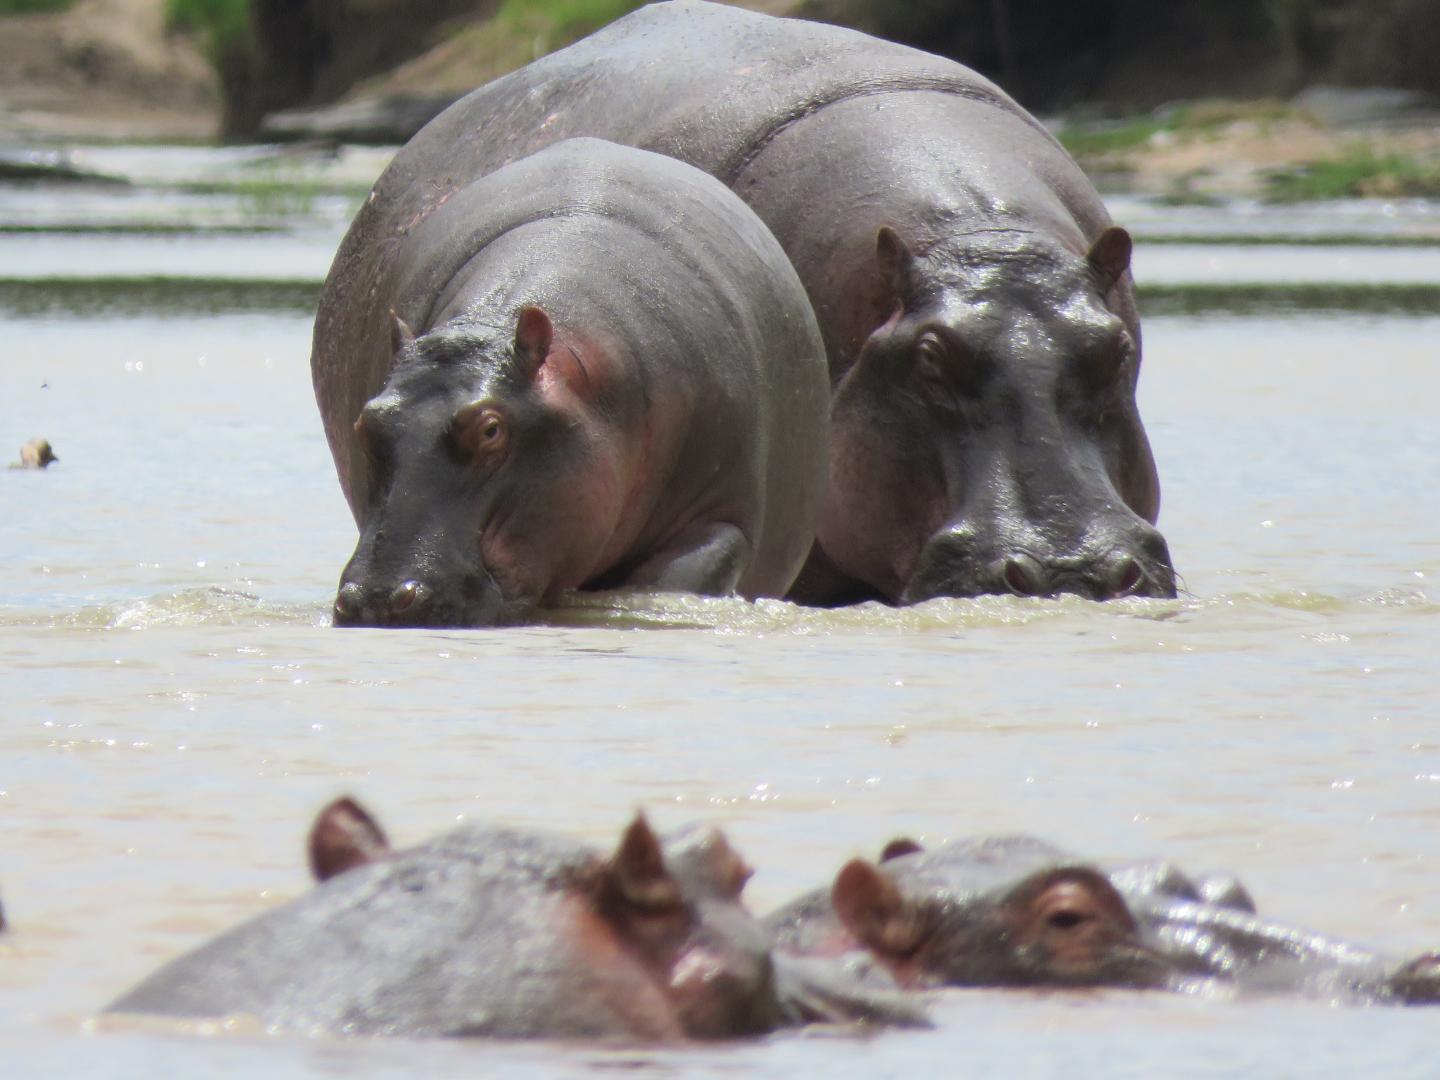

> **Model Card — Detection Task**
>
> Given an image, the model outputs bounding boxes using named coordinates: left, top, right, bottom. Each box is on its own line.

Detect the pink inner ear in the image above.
left=515, top=305, right=554, bottom=373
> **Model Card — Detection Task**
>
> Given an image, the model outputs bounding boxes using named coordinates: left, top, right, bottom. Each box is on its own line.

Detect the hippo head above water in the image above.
left=768, top=835, right=1440, bottom=1005
left=818, top=225, right=1176, bottom=605
left=109, top=798, right=788, bottom=1040
left=335, top=307, right=591, bottom=627
left=817, top=838, right=1168, bottom=990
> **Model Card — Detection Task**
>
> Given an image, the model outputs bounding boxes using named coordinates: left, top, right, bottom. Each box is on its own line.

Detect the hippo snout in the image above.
left=332, top=572, right=503, bottom=628
left=901, top=523, right=1176, bottom=604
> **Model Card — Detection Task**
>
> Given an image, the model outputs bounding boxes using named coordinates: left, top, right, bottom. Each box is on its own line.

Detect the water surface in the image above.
left=2, top=150, right=1439, bottom=1077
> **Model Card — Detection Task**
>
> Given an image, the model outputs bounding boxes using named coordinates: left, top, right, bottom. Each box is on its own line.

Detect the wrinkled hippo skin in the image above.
left=766, top=836, right=1440, bottom=1004
left=320, top=137, right=828, bottom=626
left=107, top=799, right=920, bottom=1039
left=318, top=0, right=1174, bottom=606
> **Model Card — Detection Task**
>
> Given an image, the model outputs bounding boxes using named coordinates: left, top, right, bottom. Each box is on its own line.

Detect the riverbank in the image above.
left=5, top=1, right=1440, bottom=202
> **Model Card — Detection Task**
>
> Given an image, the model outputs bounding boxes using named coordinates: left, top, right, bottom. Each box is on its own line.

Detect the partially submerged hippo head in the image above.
left=109, top=799, right=788, bottom=1040
left=334, top=307, right=589, bottom=627
left=822, top=226, right=1175, bottom=604
left=771, top=835, right=1440, bottom=1005
left=815, top=837, right=1167, bottom=989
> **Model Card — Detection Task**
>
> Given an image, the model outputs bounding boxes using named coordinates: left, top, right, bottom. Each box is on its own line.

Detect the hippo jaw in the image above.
left=819, top=227, right=1176, bottom=606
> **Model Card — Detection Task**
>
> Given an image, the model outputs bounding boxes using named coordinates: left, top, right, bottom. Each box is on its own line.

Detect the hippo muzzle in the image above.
left=333, top=532, right=514, bottom=628
left=901, top=516, right=1177, bottom=604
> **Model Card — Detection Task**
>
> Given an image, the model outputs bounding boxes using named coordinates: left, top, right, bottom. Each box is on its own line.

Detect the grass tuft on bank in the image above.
left=1058, top=101, right=1301, bottom=161
left=495, top=0, right=641, bottom=55
left=0, top=0, right=73, bottom=11
left=163, top=0, right=249, bottom=61
left=1264, top=145, right=1440, bottom=202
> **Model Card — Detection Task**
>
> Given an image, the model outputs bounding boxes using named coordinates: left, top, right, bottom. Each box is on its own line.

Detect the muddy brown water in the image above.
left=2, top=152, right=1439, bottom=1075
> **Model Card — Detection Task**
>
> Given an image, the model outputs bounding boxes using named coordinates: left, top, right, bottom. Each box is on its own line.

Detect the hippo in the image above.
left=320, top=137, right=828, bottom=626
left=765, top=836, right=1440, bottom=1004
left=108, top=799, right=922, bottom=1039
left=9, top=438, right=57, bottom=469
left=315, top=0, right=1175, bottom=607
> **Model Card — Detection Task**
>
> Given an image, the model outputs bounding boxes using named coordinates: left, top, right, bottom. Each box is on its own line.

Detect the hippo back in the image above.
left=312, top=0, right=1060, bottom=474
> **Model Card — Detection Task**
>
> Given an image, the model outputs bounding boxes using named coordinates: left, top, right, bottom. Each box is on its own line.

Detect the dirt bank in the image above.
left=0, top=0, right=216, bottom=140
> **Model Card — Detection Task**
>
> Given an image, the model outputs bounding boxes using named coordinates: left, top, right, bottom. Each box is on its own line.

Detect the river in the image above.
left=1, top=145, right=1438, bottom=1077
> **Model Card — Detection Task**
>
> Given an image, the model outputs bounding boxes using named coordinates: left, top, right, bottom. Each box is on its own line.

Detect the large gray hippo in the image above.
left=765, top=835, right=1440, bottom=1004
left=107, top=799, right=923, bottom=1038
left=319, top=137, right=827, bottom=627
left=313, top=0, right=1175, bottom=607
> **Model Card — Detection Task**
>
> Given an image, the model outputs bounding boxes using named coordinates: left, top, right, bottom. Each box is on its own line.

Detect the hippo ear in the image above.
left=875, top=226, right=916, bottom=308
left=307, top=797, right=392, bottom=882
left=609, top=813, right=682, bottom=910
left=390, top=311, right=416, bottom=355
left=1087, top=226, right=1133, bottom=291
left=879, top=837, right=924, bottom=862
left=514, top=304, right=554, bottom=380
left=832, top=858, right=926, bottom=957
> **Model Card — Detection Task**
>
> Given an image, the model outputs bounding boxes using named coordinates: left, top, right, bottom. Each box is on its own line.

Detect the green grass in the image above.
left=163, top=0, right=250, bottom=60
left=1264, top=145, right=1440, bottom=202
left=1058, top=101, right=1302, bottom=162
left=0, top=0, right=74, bottom=12
left=495, top=0, right=642, bottom=57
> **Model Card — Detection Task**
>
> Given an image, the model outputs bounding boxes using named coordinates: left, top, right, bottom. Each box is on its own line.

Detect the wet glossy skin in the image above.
left=107, top=800, right=787, bottom=1040
left=766, top=836, right=1440, bottom=1004
left=316, top=1, right=1175, bottom=607
left=320, top=138, right=828, bottom=626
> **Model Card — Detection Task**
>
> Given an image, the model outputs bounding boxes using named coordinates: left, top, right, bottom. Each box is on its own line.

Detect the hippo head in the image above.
left=334, top=305, right=598, bottom=627
left=305, top=799, right=782, bottom=1039
left=828, top=843, right=1167, bottom=990
left=821, top=224, right=1175, bottom=604
left=598, top=820, right=782, bottom=1038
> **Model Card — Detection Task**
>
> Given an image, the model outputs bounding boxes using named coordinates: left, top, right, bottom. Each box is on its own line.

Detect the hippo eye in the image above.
left=913, top=333, right=969, bottom=408
left=450, top=403, right=509, bottom=463
left=1046, top=908, right=1090, bottom=931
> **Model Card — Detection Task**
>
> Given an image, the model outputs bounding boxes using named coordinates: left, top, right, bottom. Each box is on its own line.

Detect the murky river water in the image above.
left=2, top=146, right=1438, bottom=1077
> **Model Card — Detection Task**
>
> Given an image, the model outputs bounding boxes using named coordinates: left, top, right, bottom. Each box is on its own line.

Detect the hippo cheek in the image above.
left=820, top=407, right=946, bottom=603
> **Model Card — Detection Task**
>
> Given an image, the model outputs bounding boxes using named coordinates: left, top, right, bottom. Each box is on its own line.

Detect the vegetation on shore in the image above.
left=0, top=0, right=72, bottom=11
left=1057, top=102, right=1299, bottom=162
left=1264, top=145, right=1440, bottom=202
left=163, top=0, right=249, bottom=61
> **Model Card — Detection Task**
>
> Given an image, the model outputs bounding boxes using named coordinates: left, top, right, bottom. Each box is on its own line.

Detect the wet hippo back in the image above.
left=108, top=809, right=783, bottom=1040
left=316, top=0, right=1174, bottom=608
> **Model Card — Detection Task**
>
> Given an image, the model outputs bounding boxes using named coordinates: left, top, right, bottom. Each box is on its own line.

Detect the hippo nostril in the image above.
left=1003, top=554, right=1044, bottom=597
left=389, top=579, right=428, bottom=615
left=334, top=583, right=363, bottom=623
left=1113, top=556, right=1143, bottom=597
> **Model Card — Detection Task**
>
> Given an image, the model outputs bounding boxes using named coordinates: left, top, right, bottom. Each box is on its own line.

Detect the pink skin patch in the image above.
left=478, top=324, right=655, bottom=602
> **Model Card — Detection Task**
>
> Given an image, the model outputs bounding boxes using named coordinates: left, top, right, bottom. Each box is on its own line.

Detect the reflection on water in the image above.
left=2, top=149, right=1440, bottom=1077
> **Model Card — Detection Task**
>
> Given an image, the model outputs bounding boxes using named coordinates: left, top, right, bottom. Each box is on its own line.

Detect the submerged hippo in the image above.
left=321, top=137, right=828, bottom=626
left=109, top=799, right=920, bottom=1039
left=316, top=0, right=1174, bottom=606
left=766, top=836, right=1440, bottom=1004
